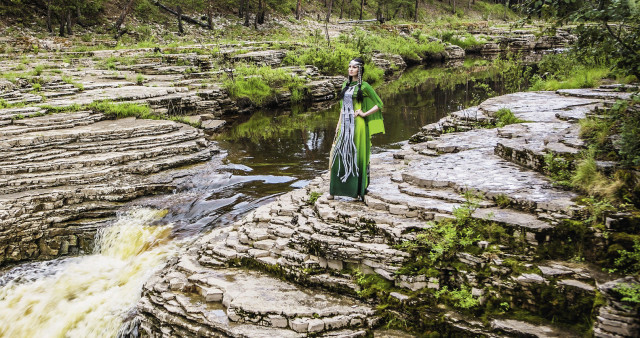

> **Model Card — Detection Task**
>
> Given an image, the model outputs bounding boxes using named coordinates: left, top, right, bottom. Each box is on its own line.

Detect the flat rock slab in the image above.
left=42, top=86, right=188, bottom=107
left=138, top=257, right=375, bottom=337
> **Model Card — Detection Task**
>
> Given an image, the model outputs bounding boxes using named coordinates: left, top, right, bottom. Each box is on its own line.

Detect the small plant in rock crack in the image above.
left=434, top=285, right=480, bottom=310
left=307, top=191, right=321, bottom=205
left=543, top=152, right=573, bottom=188
left=400, top=191, right=484, bottom=263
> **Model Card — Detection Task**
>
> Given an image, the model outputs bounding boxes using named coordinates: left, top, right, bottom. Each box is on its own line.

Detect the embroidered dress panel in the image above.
left=330, top=86, right=359, bottom=182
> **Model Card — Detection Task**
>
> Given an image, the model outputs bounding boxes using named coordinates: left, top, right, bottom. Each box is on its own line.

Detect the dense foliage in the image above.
left=520, top=0, right=640, bottom=80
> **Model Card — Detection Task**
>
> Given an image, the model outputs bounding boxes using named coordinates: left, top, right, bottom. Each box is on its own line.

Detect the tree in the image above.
left=114, top=0, right=136, bottom=39
left=326, top=0, right=334, bottom=22
left=521, top=0, right=640, bottom=79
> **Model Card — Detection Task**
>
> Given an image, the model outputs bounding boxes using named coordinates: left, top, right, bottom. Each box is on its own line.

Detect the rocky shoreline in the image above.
left=135, top=87, right=639, bottom=337
left=0, top=26, right=577, bottom=266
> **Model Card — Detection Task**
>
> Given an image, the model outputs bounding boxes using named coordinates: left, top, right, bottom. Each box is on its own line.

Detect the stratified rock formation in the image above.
left=0, top=109, right=214, bottom=264
left=137, top=87, right=639, bottom=337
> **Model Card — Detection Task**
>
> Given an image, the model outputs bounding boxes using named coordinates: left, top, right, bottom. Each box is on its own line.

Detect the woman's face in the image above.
left=348, top=64, right=359, bottom=77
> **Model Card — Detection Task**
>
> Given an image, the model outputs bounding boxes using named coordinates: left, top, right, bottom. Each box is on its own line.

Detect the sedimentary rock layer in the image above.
left=138, top=87, right=639, bottom=337
left=0, top=110, right=215, bottom=264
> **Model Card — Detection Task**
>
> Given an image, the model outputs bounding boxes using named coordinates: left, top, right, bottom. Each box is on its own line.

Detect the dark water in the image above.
left=126, top=59, right=526, bottom=237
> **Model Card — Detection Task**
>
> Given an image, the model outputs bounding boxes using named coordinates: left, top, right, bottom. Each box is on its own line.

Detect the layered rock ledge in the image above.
left=0, top=109, right=215, bottom=264
left=137, top=87, right=639, bottom=337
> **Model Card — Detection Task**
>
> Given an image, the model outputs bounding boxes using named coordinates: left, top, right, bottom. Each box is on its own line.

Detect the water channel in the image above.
left=0, top=58, right=533, bottom=336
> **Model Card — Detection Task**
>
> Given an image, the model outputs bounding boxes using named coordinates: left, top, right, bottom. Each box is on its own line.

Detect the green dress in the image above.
left=329, top=81, right=384, bottom=198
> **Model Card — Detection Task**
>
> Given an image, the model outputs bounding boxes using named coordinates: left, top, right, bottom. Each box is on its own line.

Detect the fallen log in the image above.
left=338, top=18, right=385, bottom=24
left=153, top=1, right=210, bottom=29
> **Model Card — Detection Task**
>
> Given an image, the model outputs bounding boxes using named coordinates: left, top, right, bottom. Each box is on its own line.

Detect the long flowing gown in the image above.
left=329, top=82, right=383, bottom=198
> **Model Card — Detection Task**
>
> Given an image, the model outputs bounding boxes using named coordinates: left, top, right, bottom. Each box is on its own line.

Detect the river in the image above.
left=0, top=58, right=533, bottom=337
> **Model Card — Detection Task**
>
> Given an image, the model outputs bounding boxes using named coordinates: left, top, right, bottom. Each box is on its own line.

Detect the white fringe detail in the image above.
left=330, top=86, right=359, bottom=182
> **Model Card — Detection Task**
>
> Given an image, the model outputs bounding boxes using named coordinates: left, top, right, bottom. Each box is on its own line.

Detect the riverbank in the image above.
left=135, top=87, right=640, bottom=337
left=0, top=21, right=577, bottom=266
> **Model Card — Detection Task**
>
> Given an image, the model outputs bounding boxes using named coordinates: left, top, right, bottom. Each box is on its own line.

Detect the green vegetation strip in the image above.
left=12, top=101, right=202, bottom=127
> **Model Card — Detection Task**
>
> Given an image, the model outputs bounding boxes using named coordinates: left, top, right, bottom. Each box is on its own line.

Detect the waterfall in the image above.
left=0, top=208, right=179, bottom=337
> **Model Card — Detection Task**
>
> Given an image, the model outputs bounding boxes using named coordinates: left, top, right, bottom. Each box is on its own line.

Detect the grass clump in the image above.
left=354, top=270, right=393, bottom=299
left=615, top=283, right=640, bottom=305
left=88, top=101, right=151, bottom=118
left=529, top=53, right=609, bottom=91
left=224, top=64, right=306, bottom=106
left=62, top=75, right=84, bottom=91
left=614, top=240, right=640, bottom=276
left=31, top=64, right=44, bottom=76
left=493, top=108, right=525, bottom=127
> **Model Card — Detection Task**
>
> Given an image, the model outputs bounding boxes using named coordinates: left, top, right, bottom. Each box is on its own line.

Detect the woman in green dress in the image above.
left=329, top=57, right=385, bottom=200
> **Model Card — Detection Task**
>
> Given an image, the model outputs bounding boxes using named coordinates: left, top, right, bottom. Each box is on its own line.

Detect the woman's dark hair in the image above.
left=339, top=57, right=365, bottom=102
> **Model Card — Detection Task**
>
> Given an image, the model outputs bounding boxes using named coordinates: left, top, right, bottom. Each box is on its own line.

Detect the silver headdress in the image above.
left=349, top=59, right=363, bottom=86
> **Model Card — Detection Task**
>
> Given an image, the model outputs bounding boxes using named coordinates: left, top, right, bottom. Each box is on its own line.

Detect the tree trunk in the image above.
left=452, top=0, right=456, bottom=14
left=46, top=0, right=52, bottom=33
left=326, top=0, right=333, bottom=22
left=207, top=0, right=213, bottom=29
left=114, top=0, right=136, bottom=38
left=359, top=0, right=364, bottom=20
left=59, top=16, right=65, bottom=37
left=414, top=0, right=419, bottom=22
left=177, top=6, right=184, bottom=35
left=244, top=0, right=251, bottom=26
left=296, top=0, right=301, bottom=20
left=66, top=10, right=73, bottom=36
left=340, top=0, right=345, bottom=19
left=239, top=0, right=245, bottom=17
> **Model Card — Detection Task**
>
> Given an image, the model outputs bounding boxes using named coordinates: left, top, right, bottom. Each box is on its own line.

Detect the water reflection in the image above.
left=218, top=58, right=519, bottom=180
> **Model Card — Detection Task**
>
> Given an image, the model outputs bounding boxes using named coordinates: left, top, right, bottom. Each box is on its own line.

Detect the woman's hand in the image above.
left=355, top=109, right=364, bottom=117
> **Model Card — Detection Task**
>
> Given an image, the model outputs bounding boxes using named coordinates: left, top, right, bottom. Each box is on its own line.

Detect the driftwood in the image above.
left=153, top=1, right=210, bottom=29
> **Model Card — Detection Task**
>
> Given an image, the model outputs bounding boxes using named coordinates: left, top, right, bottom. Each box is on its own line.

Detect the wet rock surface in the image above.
left=0, top=110, right=215, bottom=264
left=138, top=87, right=639, bottom=336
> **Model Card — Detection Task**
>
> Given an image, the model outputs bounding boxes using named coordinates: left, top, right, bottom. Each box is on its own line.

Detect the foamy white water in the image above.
left=0, top=208, right=180, bottom=337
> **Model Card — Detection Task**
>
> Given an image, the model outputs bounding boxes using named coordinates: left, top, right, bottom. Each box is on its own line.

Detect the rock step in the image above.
left=400, top=148, right=580, bottom=217
left=1, top=136, right=203, bottom=174
left=123, top=147, right=213, bottom=175
left=0, top=112, right=104, bottom=136
left=0, top=107, right=47, bottom=121
left=493, top=121, right=584, bottom=173
left=0, top=166, right=121, bottom=195
left=138, top=255, right=377, bottom=337
left=398, top=183, right=496, bottom=207
left=557, top=88, right=634, bottom=101
left=0, top=128, right=203, bottom=173
left=0, top=118, right=180, bottom=150
left=368, top=176, right=554, bottom=234
left=0, top=91, right=43, bottom=105
left=0, top=200, right=124, bottom=237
